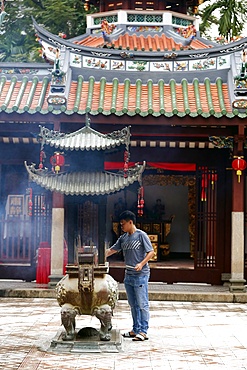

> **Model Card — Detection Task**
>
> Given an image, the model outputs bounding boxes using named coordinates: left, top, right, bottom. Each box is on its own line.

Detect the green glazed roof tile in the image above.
left=0, top=74, right=239, bottom=118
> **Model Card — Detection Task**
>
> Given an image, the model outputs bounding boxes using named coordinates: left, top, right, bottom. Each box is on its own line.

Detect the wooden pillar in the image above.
left=48, top=191, right=64, bottom=287
left=229, top=126, right=246, bottom=292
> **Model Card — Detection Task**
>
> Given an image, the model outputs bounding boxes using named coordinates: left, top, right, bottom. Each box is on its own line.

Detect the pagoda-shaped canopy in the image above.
left=38, top=119, right=130, bottom=151
left=26, top=120, right=144, bottom=196
left=24, top=162, right=145, bottom=196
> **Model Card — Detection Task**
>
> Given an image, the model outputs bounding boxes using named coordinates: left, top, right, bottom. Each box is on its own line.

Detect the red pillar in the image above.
left=53, top=191, right=64, bottom=209
left=230, top=127, right=246, bottom=292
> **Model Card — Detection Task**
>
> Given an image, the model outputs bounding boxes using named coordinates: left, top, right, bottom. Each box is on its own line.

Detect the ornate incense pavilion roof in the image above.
left=26, top=121, right=142, bottom=195
left=25, top=161, right=145, bottom=196
left=38, top=122, right=131, bottom=151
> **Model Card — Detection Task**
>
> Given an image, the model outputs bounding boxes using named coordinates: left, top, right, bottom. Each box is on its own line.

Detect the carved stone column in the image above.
left=229, top=128, right=246, bottom=292
left=48, top=192, right=65, bottom=288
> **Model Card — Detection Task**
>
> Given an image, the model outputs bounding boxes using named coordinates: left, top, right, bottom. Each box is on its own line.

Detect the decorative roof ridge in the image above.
left=194, top=35, right=217, bottom=47
left=25, top=161, right=145, bottom=178
left=38, top=122, right=131, bottom=151
left=33, top=17, right=247, bottom=59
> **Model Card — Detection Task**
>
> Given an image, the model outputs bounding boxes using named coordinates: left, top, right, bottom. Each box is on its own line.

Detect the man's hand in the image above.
left=134, top=250, right=155, bottom=271
left=134, top=263, right=143, bottom=271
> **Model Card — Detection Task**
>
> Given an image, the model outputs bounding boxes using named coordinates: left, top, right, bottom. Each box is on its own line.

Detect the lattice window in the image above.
left=127, top=13, right=162, bottom=23
left=172, top=16, right=192, bottom=27
left=196, top=167, right=218, bottom=268
left=136, top=13, right=145, bottom=22
left=0, top=193, right=52, bottom=264
left=94, top=15, right=118, bottom=25
left=146, top=14, right=154, bottom=22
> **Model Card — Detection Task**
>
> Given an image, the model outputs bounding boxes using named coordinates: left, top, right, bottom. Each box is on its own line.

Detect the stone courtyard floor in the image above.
left=0, top=297, right=247, bottom=369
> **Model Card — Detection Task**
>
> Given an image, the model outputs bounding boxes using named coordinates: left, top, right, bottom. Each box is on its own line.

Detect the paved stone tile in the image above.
left=0, top=298, right=247, bottom=369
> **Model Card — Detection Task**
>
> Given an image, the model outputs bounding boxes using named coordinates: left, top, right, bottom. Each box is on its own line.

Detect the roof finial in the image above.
left=85, top=112, right=91, bottom=127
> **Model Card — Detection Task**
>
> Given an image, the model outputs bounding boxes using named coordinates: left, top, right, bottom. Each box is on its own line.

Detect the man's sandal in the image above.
left=122, top=331, right=136, bottom=338
left=132, top=333, right=149, bottom=341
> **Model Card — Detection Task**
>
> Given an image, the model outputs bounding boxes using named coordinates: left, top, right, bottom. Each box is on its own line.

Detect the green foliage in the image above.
left=199, top=0, right=247, bottom=41
left=0, top=0, right=96, bottom=62
left=35, top=0, right=98, bottom=38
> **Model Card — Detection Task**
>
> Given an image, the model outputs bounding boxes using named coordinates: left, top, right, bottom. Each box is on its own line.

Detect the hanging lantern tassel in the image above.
left=123, top=150, right=129, bottom=178
left=39, top=150, right=46, bottom=169
left=232, top=157, right=247, bottom=183
left=236, top=170, right=242, bottom=182
left=137, top=186, right=144, bottom=217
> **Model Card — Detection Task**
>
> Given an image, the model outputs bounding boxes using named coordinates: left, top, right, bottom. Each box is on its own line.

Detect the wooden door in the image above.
left=0, top=193, right=52, bottom=280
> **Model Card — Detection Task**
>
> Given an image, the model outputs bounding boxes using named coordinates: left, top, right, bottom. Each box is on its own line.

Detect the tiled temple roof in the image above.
left=22, top=17, right=247, bottom=120
left=74, top=34, right=212, bottom=52
left=66, top=76, right=232, bottom=118
left=25, top=162, right=145, bottom=196
left=0, top=75, right=237, bottom=118
left=39, top=125, right=130, bottom=151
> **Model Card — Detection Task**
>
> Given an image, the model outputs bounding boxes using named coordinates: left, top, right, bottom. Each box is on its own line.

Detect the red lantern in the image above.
left=232, top=157, right=247, bottom=183
left=50, top=152, right=65, bottom=173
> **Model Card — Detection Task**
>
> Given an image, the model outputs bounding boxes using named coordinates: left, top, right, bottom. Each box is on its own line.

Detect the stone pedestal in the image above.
left=50, top=328, right=123, bottom=353
left=229, top=279, right=246, bottom=293
left=230, top=212, right=245, bottom=293
left=48, top=274, right=64, bottom=288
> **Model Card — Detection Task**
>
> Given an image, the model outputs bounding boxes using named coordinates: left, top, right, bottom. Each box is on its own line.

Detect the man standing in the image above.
left=106, top=210, right=154, bottom=341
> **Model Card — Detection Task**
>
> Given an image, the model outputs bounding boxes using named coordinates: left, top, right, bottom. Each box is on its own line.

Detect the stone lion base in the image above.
left=49, top=327, right=123, bottom=353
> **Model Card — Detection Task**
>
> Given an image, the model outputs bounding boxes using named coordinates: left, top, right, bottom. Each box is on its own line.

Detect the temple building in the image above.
left=0, top=0, right=247, bottom=291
